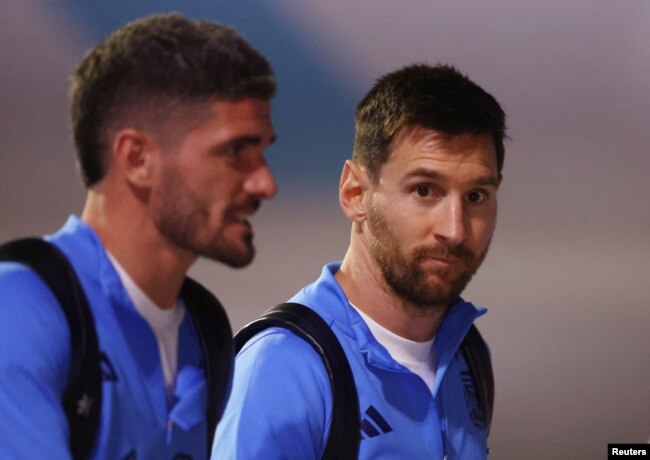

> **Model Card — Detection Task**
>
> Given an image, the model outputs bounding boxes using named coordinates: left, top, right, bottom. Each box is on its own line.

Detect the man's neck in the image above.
left=81, top=190, right=195, bottom=309
left=335, top=243, right=447, bottom=342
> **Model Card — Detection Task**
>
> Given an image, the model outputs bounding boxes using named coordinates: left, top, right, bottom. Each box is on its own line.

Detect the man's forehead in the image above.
left=389, top=126, right=495, bottom=162
left=167, top=97, right=272, bottom=126
left=391, top=125, right=490, bottom=150
left=379, top=126, right=498, bottom=181
left=207, top=98, right=272, bottom=119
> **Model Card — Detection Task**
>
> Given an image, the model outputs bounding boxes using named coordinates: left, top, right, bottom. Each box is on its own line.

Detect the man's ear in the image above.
left=112, top=128, right=159, bottom=188
left=339, top=160, right=371, bottom=223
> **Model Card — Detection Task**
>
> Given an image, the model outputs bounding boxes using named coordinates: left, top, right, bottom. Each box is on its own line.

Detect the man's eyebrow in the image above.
left=401, top=168, right=499, bottom=187
left=401, top=168, right=443, bottom=183
left=472, top=175, right=500, bottom=188
left=231, top=135, right=260, bottom=145
left=231, top=134, right=277, bottom=146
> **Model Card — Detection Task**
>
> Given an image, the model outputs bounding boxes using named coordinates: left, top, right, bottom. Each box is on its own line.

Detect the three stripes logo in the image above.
left=460, top=370, right=486, bottom=431
left=360, top=405, right=393, bottom=439
left=100, top=352, right=118, bottom=382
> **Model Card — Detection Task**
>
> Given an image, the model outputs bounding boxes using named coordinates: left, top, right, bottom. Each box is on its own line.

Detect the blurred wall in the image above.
left=2, top=1, right=649, bottom=458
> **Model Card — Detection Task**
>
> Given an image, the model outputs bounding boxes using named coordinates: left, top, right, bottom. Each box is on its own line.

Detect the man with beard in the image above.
left=0, top=14, right=277, bottom=459
left=213, top=64, right=506, bottom=459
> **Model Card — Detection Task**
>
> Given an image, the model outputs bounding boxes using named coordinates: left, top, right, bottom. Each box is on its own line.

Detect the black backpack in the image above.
left=0, top=238, right=233, bottom=460
left=235, top=302, right=494, bottom=460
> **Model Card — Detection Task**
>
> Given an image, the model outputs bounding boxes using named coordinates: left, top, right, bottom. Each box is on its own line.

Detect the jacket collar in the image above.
left=295, top=262, right=487, bottom=396
left=48, top=215, right=207, bottom=428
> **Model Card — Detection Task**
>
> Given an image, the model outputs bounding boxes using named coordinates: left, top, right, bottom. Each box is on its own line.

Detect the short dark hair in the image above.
left=352, top=64, right=506, bottom=178
left=70, top=13, right=276, bottom=187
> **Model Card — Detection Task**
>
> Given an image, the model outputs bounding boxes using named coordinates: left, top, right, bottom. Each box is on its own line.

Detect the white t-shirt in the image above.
left=351, top=303, right=437, bottom=394
left=108, top=254, right=185, bottom=405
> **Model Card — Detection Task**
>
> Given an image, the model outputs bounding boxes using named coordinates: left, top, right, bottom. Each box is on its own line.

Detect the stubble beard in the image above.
left=153, top=166, right=256, bottom=268
left=368, top=206, right=489, bottom=312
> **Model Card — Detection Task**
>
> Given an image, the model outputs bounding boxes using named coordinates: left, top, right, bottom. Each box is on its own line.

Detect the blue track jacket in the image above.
left=0, top=216, right=210, bottom=459
left=212, top=262, right=489, bottom=459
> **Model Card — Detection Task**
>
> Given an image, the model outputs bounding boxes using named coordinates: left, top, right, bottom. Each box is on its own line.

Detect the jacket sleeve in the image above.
left=211, top=328, right=333, bottom=460
left=0, top=263, right=73, bottom=460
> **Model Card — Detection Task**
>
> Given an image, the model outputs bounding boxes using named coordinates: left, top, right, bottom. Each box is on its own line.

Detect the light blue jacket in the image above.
left=213, top=262, right=489, bottom=459
left=0, top=216, right=210, bottom=459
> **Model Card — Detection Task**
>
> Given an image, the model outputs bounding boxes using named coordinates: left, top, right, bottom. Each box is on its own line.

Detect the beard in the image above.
left=368, top=205, right=489, bottom=311
left=152, top=165, right=258, bottom=268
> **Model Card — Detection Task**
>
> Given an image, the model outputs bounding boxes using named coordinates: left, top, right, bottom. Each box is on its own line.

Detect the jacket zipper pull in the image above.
left=166, top=419, right=173, bottom=445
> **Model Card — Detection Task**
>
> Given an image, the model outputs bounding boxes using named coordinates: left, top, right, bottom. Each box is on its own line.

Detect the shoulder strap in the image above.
left=181, top=277, right=234, bottom=458
left=460, top=324, right=494, bottom=435
left=0, top=238, right=101, bottom=460
left=234, top=302, right=360, bottom=460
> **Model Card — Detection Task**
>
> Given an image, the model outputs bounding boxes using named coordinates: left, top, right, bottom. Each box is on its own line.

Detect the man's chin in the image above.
left=193, top=237, right=253, bottom=267
left=221, top=255, right=254, bottom=269
left=404, top=284, right=463, bottom=310
left=399, top=272, right=471, bottom=308
left=216, top=245, right=255, bottom=268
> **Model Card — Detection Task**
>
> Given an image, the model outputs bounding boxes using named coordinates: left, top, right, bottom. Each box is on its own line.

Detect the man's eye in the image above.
left=416, top=185, right=430, bottom=197
left=466, top=190, right=487, bottom=204
left=226, top=143, right=244, bottom=157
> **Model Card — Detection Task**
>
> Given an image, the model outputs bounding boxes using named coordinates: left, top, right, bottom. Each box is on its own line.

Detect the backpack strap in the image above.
left=234, top=303, right=494, bottom=457
left=0, top=239, right=235, bottom=458
left=181, top=277, right=234, bottom=457
left=0, top=238, right=101, bottom=460
left=234, top=302, right=360, bottom=460
left=460, top=324, right=494, bottom=435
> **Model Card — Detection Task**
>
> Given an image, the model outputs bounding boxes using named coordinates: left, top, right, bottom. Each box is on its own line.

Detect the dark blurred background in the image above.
left=2, top=1, right=649, bottom=458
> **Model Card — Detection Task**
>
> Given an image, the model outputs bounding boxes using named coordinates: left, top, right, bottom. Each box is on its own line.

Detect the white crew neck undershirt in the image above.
left=107, top=253, right=185, bottom=405
left=350, top=303, right=437, bottom=394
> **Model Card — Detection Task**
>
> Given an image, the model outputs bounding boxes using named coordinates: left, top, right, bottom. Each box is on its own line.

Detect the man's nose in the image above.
left=433, top=196, right=466, bottom=247
left=245, top=163, right=277, bottom=200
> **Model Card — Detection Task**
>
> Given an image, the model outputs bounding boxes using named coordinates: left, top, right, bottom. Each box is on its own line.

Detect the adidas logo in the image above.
left=360, top=405, right=393, bottom=439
